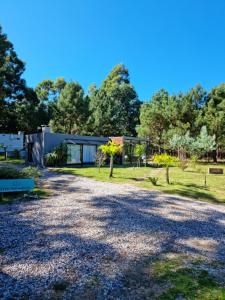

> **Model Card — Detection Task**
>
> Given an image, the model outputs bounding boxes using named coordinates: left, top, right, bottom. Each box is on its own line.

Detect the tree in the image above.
left=50, top=82, right=89, bottom=134
left=134, top=144, right=145, bottom=167
left=190, top=126, right=216, bottom=158
left=198, top=84, right=225, bottom=161
left=99, top=141, right=122, bottom=178
left=88, top=64, right=141, bottom=136
left=35, top=78, right=67, bottom=124
left=137, top=85, right=206, bottom=151
left=95, top=149, right=106, bottom=173
left=137, top=89, right=171, bottom=149
left=153, top=153, right=178, bottom=184
left=0, top=25, right=26, bottom=132
left=170, top=126, right=216, bottom=163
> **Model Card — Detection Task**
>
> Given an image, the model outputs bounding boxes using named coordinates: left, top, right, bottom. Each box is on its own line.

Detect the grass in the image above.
left=122, top=253, right=225, bottom=299
left=0, top=154, right=25, bottom=164
left=0, top=187, right=50, bottom=205
left=53, top=163, right=225, bottom=204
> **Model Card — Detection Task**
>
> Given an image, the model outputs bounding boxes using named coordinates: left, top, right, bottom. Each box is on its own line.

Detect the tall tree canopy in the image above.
left=88, top=64, right=141, bottom=136
left=50, top=81, right=89, bottom=134
left=0, top=25, right=26, bottom=132
left=137, top=85, right=207, bottom=148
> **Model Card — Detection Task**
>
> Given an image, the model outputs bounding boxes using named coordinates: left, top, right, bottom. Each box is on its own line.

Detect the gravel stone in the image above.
left=0, top=170, right=225, bottom=299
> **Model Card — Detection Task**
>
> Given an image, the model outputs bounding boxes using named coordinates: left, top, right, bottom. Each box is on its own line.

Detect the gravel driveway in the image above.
left=1, top=171, right=225, bottom=299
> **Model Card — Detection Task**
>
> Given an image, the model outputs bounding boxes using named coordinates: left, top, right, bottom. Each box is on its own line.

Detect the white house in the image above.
left=0, top=132, right=24, bottom=153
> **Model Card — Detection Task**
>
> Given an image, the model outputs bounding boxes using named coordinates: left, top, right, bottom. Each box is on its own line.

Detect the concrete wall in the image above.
left=0, top=132, right=24, bottom=153
left=25, top=133, right=45, bottom=167
left=43, top=133, right=108, bottom=154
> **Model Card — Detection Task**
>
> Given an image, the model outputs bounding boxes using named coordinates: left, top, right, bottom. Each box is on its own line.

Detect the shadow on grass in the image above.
left=164, top=187, right=219, bottom=204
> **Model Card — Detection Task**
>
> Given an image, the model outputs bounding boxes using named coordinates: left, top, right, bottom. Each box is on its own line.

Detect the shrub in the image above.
left=153, top=153, right=178, bottom=184
left=189, top=155, right=198, bottom=169
left=0, top=167, right=25, bottom=179
left=148, top=162, right=163, bottom=168
left=95, top=149, right=106, bottom=172
left=45, top=143, right=67, bottom=167
left=178, top=159, right=188, bottom=171
left=148, top=176, right=158, bottom=186
left=12, top=149, right=20, bottom=158
left=45, top=152, right=58, bottom=167
left=0, top=167, right=41, bottom=187
left=22, top=167, right=41, bottom=185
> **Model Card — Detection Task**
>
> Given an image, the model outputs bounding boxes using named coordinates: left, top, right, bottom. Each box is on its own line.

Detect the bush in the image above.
left=22, top=167, right=41, bottom=185
left=189, top=155, right=198, bottom=169
left=0, top=167, right=25, bottom=179
left=45, top=152, right=58, bottom=167
left=12, top=149, right=20, bottom=158
left=178, top=159, right=188, bottom=171
left=148, top=162, right=163, bottom=168
left=44, top=143, right=67, bottom=167
left=0, top=167, right=41, bottom=186
left=148, top=176, right=158, bottom=186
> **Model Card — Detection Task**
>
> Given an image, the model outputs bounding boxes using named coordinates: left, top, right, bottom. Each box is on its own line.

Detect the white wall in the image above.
left=0, top=132, right=24, bottom=152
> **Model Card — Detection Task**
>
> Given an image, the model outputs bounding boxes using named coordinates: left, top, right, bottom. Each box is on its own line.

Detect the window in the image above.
left=67, top=144, right=81, bottom=164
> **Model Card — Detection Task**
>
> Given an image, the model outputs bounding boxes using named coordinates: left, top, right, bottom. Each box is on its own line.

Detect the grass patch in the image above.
left=53, top=163, right=225, bottom=204
left=0, top=188, right=50, bottom=205
left=122, top=254, right=225, bottom=299
left=0, top=154, right=25, bottom=164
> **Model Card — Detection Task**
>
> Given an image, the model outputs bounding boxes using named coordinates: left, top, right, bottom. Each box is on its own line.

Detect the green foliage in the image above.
left=138, top=85, right=207, bottom=149
left=190, top=126, right=216, bottom=157
left=12, top=149, right=20, bottom=159
left=0, top=167, right=41, bottom=184
left=22, top=167, right=41, bottom=182
left=95, top=149, right=106, bottom=172
left=134, top=144, right=146, bottom=167
left=0, top=167, right=24, bottom=179
left=88, top=64, right=141, bottom=136
left=99, top=141, right=122, bottom=177
left=153, top=153, right=178, bottom=167
left=178, top=159, right=188, bottom=171
left=50, top=82, right=89, bottom=134
left=45, top=143, right=67, bottom=167
left=189, top=155, right=198, bottom=169
left=45, top=152, right=58, bottom=167
left=153, top=153, right=178, bottom=184
left=148, top=176, right=158, bottom=186
left=0, top=25, right=26, bottom=133
left=99, top=141, right=122, bottom=156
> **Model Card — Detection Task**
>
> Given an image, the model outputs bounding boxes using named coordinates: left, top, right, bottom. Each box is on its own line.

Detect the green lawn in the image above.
left=122, top=253, right=225, bottom=299
left=0, top=154, right=25, bottom=164
left=53, top=163, right=225, bottom=204
left=0, top=187, right=50, bottom=205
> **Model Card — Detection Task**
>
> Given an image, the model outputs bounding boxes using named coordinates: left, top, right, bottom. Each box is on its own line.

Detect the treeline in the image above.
left=0, top=26, right=141, bottom=136
left=137, top=84, right=225, bottom=158
left=1, top=25, right=225, bottom=158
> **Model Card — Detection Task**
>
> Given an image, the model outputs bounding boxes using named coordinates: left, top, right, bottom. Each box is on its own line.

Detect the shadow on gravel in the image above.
left=1, top=185, right=225, bottom=299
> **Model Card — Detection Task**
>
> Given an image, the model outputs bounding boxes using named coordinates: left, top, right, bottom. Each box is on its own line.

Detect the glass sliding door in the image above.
left=67, top=144, right=81, bottom=164
left=83, top=145, right=96, bottom=163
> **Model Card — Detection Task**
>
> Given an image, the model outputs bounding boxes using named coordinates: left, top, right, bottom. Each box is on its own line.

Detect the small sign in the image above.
left=0, top=179, right=35, bottom=193
left=208, top=168, right=224, bottom=175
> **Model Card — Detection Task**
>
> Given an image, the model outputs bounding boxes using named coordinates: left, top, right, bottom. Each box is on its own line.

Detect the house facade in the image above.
left=25, top=126, right=109, bottom=167
left=25, top=126, right=150, bottom=167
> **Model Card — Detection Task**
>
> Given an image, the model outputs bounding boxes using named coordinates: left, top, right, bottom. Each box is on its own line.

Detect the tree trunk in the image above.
left=4, top=147, right=7, bottom=160
left=212, top=150, right=217, bottom=163
left=166, top=166, right=170, bottom=184
left=109, top=155, right=113, bottom=178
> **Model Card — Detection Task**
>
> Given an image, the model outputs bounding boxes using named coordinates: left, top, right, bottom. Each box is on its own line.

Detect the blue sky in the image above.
left=1, top=0, right=225, bottom=100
